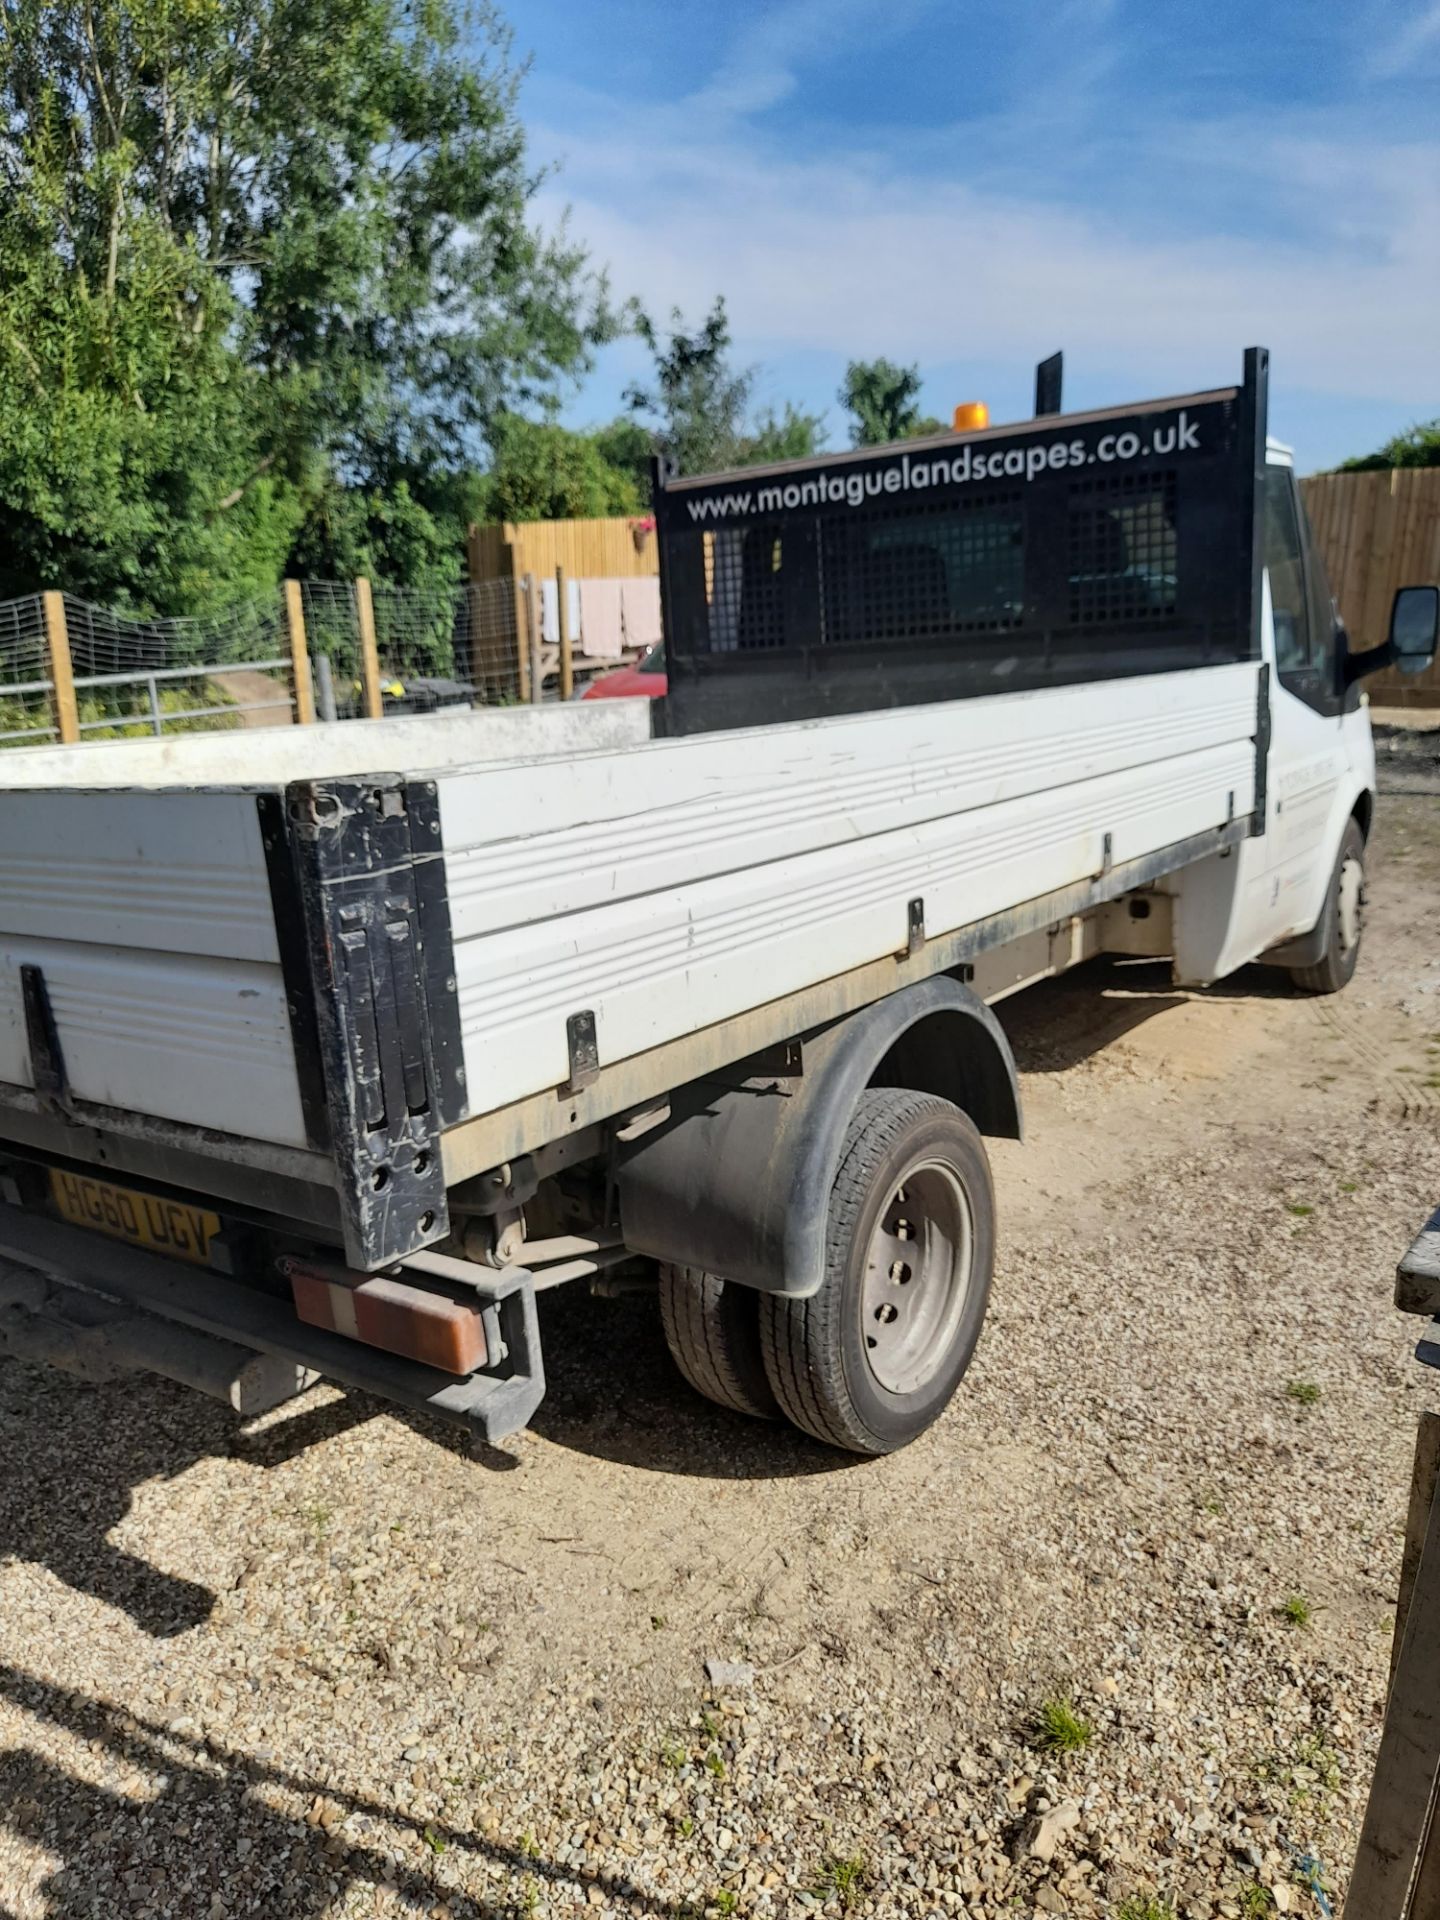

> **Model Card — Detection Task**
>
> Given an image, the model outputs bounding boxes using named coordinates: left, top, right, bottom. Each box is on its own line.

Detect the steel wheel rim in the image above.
left=1337, top=854, right=1364, bottom=957
left=860, top=1159, right=974, bottom=1396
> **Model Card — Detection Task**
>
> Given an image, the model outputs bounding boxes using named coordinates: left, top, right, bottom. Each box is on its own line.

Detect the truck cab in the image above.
left=1174, top=438, right=1425, bottom=989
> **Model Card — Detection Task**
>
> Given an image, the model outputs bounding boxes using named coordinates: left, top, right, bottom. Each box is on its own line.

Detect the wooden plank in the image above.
left=525, top=573, right=543, bottom=704
left=1343, top=475, right=1371, bottom=631
left=353, top=577, right=383, bottom=721
left=556, top=563, right=574, bottom=701
left=466, top=521, right=507, bottom=581
left=1394, top=1412, right=1440, bottom=1684
left=1347, top=1440, right=1440, bottom=1918
left=283, top=580, right=315, bottom=725
left=1340, top=477, right=1366, bottom=630
left=1378, top=471, right=1440, bottom=703
left=42, top=591, right=79, bottom=745
left=1396, top=1210, right=1440, bottom=1318
left=1358, top=473, right=1391, bottom=650
left=513, top=570, right=530, bottom=704
left=1407, top=1791, right=1440, bottom=1919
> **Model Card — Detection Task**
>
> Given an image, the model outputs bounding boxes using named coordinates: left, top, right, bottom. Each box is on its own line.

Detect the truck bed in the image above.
left=1, top=665, right=1259, bottom=1223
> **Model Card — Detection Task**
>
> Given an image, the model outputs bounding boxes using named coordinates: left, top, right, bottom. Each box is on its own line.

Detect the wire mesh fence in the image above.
left=0, top=596, right=54, bottom=745
left=302, top=578, right=521, bottom=717
left=461, top=578, right=526, bottom=703
left=63, top=591, right=294, bottom=738
left=299, top=581, right=363, bottom=713
left=0, top=577, right=525, bottom=750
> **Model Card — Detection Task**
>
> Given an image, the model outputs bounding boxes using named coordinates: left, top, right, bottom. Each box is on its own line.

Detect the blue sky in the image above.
left=516, top=0, right=1440, bottom=472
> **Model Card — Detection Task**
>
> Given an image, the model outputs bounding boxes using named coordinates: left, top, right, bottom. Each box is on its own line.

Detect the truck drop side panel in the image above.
left=0, top=662, right=1258, bottom=1219
left=0, top=789, right=307, bottom=1146
left=438, top=663, right=1260, bottom=1115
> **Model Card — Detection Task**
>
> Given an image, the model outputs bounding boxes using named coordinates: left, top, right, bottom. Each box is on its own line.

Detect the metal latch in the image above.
left=905, top=897, right=925, bottom=958
left=564, top=1010, right=600, bottom=1093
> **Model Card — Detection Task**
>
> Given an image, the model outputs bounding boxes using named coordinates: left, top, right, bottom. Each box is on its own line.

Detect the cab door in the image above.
left=1172, top=460, right=1358, bottom=985
left=1257, top=462, right=1349, bottom=942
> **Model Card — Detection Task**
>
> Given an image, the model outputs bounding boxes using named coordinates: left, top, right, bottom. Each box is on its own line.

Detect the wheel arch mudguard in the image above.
left=1256, top=782, right=1376, bottom=971
left=615, top=976, right=1021, bottom=1299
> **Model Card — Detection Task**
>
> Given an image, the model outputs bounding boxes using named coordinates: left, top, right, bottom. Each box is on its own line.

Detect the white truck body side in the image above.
left=442, top=663, right=1260, bottom=1116
left=0, top=662, right=1260, bottom=1148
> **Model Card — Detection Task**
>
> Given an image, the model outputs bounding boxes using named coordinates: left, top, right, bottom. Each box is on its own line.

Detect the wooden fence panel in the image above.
left=467, top=515, right=659, bottom=588
left=1301, top=469, right=1440, bottom=706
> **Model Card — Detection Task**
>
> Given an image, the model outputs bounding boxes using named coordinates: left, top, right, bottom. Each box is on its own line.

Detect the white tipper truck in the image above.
left=1, top=347, right=1435, bottom=1455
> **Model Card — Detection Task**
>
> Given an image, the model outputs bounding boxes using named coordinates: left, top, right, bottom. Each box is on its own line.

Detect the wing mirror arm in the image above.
left=1342, top=630, right=1394, bottom=688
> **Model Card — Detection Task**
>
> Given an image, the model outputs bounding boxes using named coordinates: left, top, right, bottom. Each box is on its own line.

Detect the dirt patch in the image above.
left=209, top=668, right=295, bottom=728
left=2, top=798, right=1439, bottom=1920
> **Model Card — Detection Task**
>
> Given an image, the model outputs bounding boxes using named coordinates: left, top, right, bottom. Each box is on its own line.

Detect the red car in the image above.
left=580, top=643, right=667, bottom=700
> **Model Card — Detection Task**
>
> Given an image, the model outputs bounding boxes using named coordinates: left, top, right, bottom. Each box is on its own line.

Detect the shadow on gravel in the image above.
left=1374, top=723, right=1440, bottom=799
left=0, top=1362, right=373, bottom=1638
left=997, top=956, right=1189, bottom=1072
left=523, top=1285, right=856, bottom=1482
left=0, top=1660, right=669, bottom=1919
left=1189, top=963, right=1310, bottom=1003
left=997, top=954, right=1301, bottom=1075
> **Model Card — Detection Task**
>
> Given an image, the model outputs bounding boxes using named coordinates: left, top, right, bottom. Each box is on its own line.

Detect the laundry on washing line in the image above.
left=620, top=577, right=662, bottom=653
left=539, top=576, right=583, bottom=647
left=575, top=578, right=626, bottom=658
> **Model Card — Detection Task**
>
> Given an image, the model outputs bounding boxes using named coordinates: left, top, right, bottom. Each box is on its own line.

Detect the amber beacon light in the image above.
left=952, top=401, right=990, bottom=433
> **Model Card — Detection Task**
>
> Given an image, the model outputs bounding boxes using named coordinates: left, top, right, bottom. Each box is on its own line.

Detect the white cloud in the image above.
left=677, top=0, right=940, bottom=121
left=1368, top=0, right=1440, bottom=78
left=536, top=109, right=1440, bottom=409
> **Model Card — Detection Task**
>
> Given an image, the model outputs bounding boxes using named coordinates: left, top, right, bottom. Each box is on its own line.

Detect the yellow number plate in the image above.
left=48, top=1169, right=221, bottom=1266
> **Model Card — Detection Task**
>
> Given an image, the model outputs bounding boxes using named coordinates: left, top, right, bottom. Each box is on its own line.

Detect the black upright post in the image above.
left=1034, top=352, right=1064, bottom=417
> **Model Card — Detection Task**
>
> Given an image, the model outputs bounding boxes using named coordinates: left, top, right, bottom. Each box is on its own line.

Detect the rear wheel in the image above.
left=1291, top=817, right=1366, bottom=994
left=758, top=1089, right=994, bottom=1455
left=658, top=1263, right=779, bottom=1420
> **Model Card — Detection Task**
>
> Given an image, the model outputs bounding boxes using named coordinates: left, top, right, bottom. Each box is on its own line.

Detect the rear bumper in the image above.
left=0, top=1204, right=545, bottom=1443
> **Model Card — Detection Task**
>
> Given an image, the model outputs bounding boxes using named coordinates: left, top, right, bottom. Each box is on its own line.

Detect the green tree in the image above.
left=740, top=402, right=828, bottom=466
left=840, top=357, right=943, bottom=446
left=1339, top=421, right=1440, bottom=471
left=477, top=416, right=644, bottom=522
left=625, top=299, right=754, bottom=476
left=624, top=299, right=827, bottom=477
left=591, top=416, right=660, bottom=499
left=0, top=135, right=296, bottom=607
left=0, top=0, right=612, bottom=608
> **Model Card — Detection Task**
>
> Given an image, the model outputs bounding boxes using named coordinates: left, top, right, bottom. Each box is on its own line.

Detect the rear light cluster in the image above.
left=280, top=1256, right=487, bottom=1376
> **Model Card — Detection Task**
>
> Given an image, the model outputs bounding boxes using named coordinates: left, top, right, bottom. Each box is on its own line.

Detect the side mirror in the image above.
left=1390, top=585, right=1439, bottom=675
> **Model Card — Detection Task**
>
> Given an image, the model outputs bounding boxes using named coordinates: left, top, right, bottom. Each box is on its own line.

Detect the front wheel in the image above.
left=1291, top=817, right=1365, bottom=995
left=758, top=1089, right=994, bottom=1455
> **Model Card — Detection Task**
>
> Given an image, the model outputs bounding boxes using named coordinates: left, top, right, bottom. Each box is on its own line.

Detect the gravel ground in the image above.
left=1, top=780, right=1438, bottom=1920
left=1371, top=715, right=1440, bottom=799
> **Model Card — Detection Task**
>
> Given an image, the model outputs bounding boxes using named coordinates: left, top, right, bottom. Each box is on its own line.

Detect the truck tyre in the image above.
left=658, top=1264, right=780, bottom=1420
left=1291, top=817, right=1365, bottom=995
left=758, top=1089, right=994, bottom=1455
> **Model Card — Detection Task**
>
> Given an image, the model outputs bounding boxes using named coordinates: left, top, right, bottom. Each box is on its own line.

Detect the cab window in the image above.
left=1263, top=468, right=1312, bottom=674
